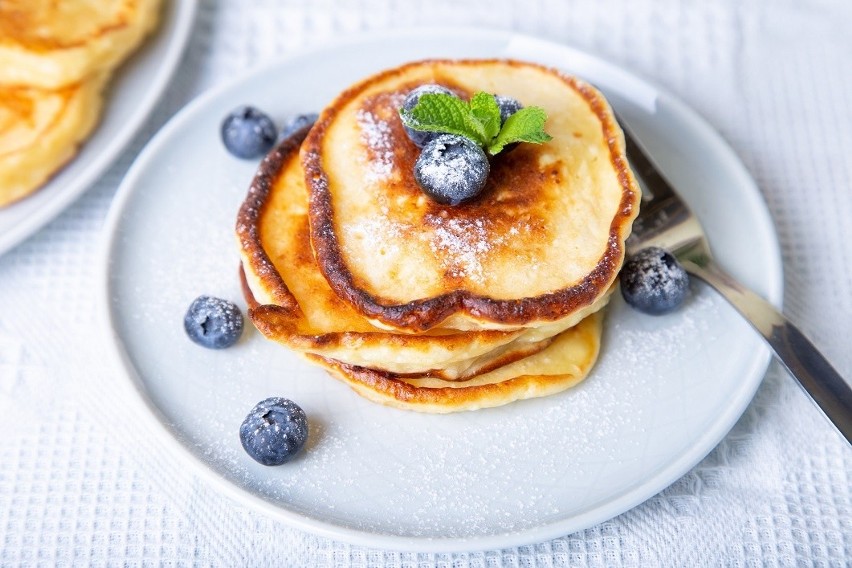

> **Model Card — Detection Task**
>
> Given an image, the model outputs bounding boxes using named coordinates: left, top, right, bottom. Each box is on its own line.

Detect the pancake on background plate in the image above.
left=0, top=0, right=161, bottom=207
left=0, top=0, right=161, bottom=88
left=0, top=76, right=106, bottom=207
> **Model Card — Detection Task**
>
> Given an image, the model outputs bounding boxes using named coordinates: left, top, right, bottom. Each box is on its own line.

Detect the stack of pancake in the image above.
left=0, top=0, right=161, bottom=207
left=237, top=59, right=640, bottom=413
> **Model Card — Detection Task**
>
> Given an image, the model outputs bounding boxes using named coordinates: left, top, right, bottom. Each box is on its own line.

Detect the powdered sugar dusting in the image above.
left=356, top=107, right=396, bottom=183
left=426, top=215, right=534, bottom=284
left=341, top=215, right=408, bottom=258
left=428, top=217, right=493, bottom=283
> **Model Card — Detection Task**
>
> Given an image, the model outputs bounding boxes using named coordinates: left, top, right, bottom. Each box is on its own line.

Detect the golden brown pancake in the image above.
left=0, top=0, right=161, bottom=206
left=237, top=128, right=606, bottom=379
left=0, top=0, right=161, bottom=89
left=303, top=59, right=640, bottom=333
left=308, top=311, right=603, bottom=413
left=0, top=75, right=106, bottom=207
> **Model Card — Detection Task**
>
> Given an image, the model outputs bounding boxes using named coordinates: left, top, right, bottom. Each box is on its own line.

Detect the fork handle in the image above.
left=682, top=258, right=852, bottom=444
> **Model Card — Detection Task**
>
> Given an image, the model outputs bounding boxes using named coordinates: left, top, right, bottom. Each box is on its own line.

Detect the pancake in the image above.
left=237, top=128, right=608, bottom=379
left=0, top=75, right=106, bottom=207
left=0, top=0, right=160, bottom=89
left=303, top=59, right=640, bottom=333
left=308, top=311, right=603, bottom=413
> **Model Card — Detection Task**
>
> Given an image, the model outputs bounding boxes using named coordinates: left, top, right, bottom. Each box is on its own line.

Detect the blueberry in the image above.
left=414, top=134, right=490, bottom=206
left=221, top=105, right=277, bottom=159
left=239, top=397, right=308, bottom=466
left=401, top=84, right=456, bottom=147
left=279, top=112, right=319, bottom=140
left=620, top=247, right=690, bottom=315
left=183, top=295, right=244, bottom=349
left=494, top=95, right=523, bottom=125
left=493, top=95, right=524, bottom=153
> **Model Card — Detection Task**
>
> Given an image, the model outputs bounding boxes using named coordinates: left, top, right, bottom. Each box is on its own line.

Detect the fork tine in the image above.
left=613, top=111, right=704, bottom=255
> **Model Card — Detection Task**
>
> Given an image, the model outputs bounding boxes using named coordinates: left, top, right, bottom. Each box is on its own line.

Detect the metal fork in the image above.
left=619, top=116, right=852, bottom=444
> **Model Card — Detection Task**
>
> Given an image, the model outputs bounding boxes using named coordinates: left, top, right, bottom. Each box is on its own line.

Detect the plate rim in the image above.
left=98, top=26, right=783, bottom=553
left=0, top=0, right=199, bottom=256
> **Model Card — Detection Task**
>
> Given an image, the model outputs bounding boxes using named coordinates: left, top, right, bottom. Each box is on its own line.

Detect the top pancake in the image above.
left=0, top=0, right=160, bottom=88
left=303, top=59, right=640, bottom=333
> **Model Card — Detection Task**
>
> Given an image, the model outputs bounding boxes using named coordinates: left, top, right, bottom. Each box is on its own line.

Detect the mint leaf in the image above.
left=399, top=93, right=487, bottom=145
left=487, top=106, right=552, bottom=155
left=399, top=91, right=551, bottom=156
left=469, top=92, right=502, bottom=141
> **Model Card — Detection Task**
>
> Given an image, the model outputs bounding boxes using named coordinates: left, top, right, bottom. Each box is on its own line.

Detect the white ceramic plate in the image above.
left=100, top=29, right=782, bottom=552
left=0, top=0, right=198, bottom=256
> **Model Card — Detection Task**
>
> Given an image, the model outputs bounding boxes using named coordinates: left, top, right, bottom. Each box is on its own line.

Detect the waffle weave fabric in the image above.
left=0, top=0, right=850, bottom=566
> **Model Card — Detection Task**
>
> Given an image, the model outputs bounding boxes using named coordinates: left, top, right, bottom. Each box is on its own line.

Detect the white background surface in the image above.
left=1, top=0, right=850, bottom=565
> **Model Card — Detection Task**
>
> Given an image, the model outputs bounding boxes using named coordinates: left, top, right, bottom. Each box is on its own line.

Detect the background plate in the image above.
left=100, top=29, right=782, bottom=552
left=0, top=0, right=197, bottom=255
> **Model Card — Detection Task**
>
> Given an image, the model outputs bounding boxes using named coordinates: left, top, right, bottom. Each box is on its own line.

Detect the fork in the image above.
left=618, top=116, right=852, bottom=444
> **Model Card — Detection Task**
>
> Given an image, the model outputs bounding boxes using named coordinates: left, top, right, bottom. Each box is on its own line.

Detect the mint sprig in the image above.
left=399, top=91, right=552, bottom=155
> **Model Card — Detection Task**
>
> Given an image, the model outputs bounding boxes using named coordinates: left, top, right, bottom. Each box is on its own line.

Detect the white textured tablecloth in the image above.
left=2, top=0, right=851, bottom=565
